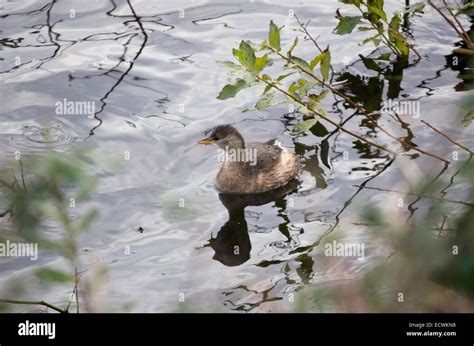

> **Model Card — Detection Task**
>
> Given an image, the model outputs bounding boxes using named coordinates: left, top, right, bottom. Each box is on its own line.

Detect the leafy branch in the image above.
left=216, top=20, right=449, bottom=164
left=334, top=0, right=425, bottom=63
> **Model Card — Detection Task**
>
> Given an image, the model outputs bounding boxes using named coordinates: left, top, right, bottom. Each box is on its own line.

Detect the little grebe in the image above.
left=198, top=125, right=300, bottom=193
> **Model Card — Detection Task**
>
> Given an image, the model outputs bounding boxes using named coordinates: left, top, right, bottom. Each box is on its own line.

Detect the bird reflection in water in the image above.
left=207, top=179, right=300, bottom=267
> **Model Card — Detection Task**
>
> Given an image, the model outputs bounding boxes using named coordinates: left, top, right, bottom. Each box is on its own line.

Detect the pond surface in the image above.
left=0, top=0, right=473, bottom=312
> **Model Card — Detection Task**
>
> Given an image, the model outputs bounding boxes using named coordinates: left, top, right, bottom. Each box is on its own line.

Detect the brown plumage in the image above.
left=198, top=125, right=300, bottom=193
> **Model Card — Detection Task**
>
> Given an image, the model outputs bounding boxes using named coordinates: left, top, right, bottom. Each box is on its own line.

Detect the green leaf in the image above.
left=404, top=2, right=425, bottom=14
left=276, top=72, right=296, bottom=82
left=360, top=55, right=382, bottom=72
left=242, top=108, right=256, bottom=113
left=320, top=48, right=331, bottom=81
left=299, top=79, right=319, bottom=95
left=375, top=52, right=392, bottom=61
left=389, top=30, right=409, bottom=57
left=239, top=41, right=256, bottom=73
left=310, top=52, right=324, bottom=70
left=289, top=79, right=313, bottom=95
left=333, top=16, right=362, bottom=35
left=310, top=48, right=331, bottom=79
left=255, top=54, right=269, bottom=73
left=232, top=48, right=244, bottom=64
left=216, top=61, right=243, bottom=69
left=292, top=56, right=313, bottom=74
left=294, top=118, right=318, bottom=133
left=367, top=0, right=387, bottom=22
left=362, top=33, right=382, bottom=46
left=358, top=26, right=375, bottom=31
left=288, top=37, right=299, bottom=56
left=269, top=20, right=281, bottom=51
left=227, top=68, right=247, bottom=77
left=262, top=83, right=273, bottom=95
left=242, top=73, right=258, bottom=85
left=256, top=92, right=275, bottom=110
left=36, top=268, right=74, bottom=283
left=389, top=13, right=401, bottom=32
left=217, top=79, right=249, bottom=100
left=289, top=82, right=300, bottom=94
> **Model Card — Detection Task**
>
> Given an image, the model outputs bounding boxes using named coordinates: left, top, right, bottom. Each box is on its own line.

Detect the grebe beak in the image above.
left=197, top=137, right=214, bottom=145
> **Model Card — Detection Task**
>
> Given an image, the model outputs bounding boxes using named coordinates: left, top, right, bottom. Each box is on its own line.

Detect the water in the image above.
left=0, top=0, right=473, bottom=312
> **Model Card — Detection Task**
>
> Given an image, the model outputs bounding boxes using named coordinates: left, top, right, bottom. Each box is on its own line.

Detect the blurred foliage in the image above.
left=460, top=93, right=474, bottom=126
left=289, top=158, right=474, bottom=312
left=0, top=149, right=99, bottom=312
left=357, top=158, right=474, bottom=311
left=1, top=150, right=97, bottom=259
left=434, top=159, right=474, bottom=296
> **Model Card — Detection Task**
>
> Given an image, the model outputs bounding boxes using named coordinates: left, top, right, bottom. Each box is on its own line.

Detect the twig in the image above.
left=407, top=42, right=422, bottom=65
left=428, top=0, right=464, bottom=37
left=354, top=185, right=474, bottom=207
left=352, top=221, right=456, bottom=232
left=438, top=214, right=448, bottom=237
left=442, top=0, right=473, bottom=46
left=453, top=47, right=474, bottom=55
left=428, top=0, right=473, bottom=47
left=294, top=15, right=336, bottom=81
left=19, top=160, right=27, bottom=191
left=65, top=267, right=81, bottom=313
left=0, top=299, right=67, bottom=313
left=439, top=154, right=472, bottom=199
left=73, top=272, right=80, bottom=314
left=295, top=16, right=324, bottom=53
left=421, top=120, right=473, bottom=154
